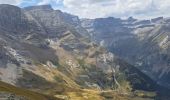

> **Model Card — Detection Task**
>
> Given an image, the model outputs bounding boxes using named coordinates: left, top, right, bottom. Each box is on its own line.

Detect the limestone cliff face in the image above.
left=81, top=16, right=170, bottom=88
left=0, top=4, right=167, bottom=100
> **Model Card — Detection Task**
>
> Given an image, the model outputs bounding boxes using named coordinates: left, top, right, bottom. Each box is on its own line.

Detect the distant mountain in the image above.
left=81, top=15, right=170, bottom=89
left=0, top=4, right=169, bottom=99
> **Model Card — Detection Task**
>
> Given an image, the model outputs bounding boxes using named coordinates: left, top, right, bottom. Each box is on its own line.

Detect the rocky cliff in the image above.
left=0, top=4, right=169, bottom=100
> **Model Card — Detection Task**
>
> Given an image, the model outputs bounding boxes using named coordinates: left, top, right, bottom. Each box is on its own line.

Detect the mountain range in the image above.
left=0, top=4, right=170, bottom=100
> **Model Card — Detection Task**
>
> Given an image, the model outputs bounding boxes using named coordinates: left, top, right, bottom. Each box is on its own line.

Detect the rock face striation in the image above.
left=0, top=4, right=169, bottom=99
left=81, top=16, right=170, bottom=88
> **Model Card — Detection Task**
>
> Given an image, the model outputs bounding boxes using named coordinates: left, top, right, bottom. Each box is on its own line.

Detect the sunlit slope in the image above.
left=0, top=81, right=59, bottom=100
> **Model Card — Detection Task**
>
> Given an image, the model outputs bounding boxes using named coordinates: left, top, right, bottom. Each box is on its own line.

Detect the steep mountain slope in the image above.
left=0, top=4, right=168, bottom=100
left=0, top=81, right=58, bottom=100
left=81, top=16, right=170, bottom=89
left=131, top=19, right=170, bottom=87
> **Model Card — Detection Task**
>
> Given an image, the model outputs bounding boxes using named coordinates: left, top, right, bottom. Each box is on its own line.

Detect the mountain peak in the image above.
left=24, top=5, right=53, bottom=11
left=151, top=17, right=163, bottom=23
left=0, top=4, right=20, bottom=10
left=127, top=16, right=137, bottom=22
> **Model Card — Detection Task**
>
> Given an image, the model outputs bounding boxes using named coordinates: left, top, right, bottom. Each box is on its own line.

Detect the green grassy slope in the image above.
left=0, top=81, right=60, bottom=100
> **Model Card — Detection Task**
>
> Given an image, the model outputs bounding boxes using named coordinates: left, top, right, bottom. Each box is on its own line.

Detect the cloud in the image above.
left=38, top=0, right=61, bottom=5
left=61, top=0, right=152, bottom=18
left=0, top=0, right=23, bottom=5
left=1, top=0, right=170, bottom=19
left=60, top=0, right=170, bottom=19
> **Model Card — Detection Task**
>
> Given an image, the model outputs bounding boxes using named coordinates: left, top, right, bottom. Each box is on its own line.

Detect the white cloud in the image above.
left=60, top=0, right=170, bottom=19
left=0, top=0, right=22, bottom=5
left=38, top=0, right=50, bottom=5
left=38, top=0, right=61, bottom=5
left=1, top=0, right=170, bottom=19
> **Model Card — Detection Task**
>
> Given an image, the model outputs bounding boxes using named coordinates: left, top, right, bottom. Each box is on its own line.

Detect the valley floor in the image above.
left=0, top=81, right=157, bottom=100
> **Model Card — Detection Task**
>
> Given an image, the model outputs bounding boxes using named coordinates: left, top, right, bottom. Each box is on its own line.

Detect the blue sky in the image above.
left=1, top=0, right=170, bottom=19
left=19, top=0, right=64, bottom=9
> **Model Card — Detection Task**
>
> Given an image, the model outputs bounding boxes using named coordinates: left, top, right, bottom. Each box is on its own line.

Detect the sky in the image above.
left=0, top=0, right=170, bottom=19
